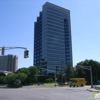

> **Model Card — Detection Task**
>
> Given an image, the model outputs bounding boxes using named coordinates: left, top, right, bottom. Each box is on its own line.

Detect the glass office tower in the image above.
left=34, top=2, right=73, bottom=73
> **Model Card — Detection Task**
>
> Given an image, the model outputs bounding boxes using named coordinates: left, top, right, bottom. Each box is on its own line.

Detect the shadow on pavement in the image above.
left=0, top=86, right=18, bottom=89
left=0, top=86, right=8, bottom=89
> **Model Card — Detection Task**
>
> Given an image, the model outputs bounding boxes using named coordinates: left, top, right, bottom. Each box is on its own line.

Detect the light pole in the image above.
left=54, top=72, right=56, bottom=87
left=78, top=65, right=93, bottom=88
left=61, top=61, right=64, bottom=86
left=96, top=69, right=98, bottom=82
left=90, top=66, right=93, bottom=88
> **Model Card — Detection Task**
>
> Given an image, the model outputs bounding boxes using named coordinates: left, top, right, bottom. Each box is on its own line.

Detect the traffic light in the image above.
left=1, top=47, right=5, bottom=55
left=26, top=50, right=29, bottom=58
left=24, top=50, right=29, bottom=58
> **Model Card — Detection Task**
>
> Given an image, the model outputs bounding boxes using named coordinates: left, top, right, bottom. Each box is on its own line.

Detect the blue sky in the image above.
left=0, top=0, right=100, bottom=69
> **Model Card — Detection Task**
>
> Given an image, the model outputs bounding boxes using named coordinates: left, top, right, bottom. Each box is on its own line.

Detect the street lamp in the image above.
left=61, top=61, right=64, bottom=86
left=77, top=65, right=93, bottom=88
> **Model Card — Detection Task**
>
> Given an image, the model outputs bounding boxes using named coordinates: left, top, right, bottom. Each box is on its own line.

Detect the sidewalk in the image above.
left=87, top=88, right=100, bottom=92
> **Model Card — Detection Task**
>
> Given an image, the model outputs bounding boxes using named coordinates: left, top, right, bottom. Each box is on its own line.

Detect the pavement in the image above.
left=87, top=85, right=100, bottom=92
left=0, top=86, right=94, bottom=100
left=87, top=88, right=100, bottom=92
left=23, top=85, right=100, bottom=93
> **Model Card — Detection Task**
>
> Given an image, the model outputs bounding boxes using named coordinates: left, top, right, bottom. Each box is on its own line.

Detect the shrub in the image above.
left=45, top=78, right=53, bottom=83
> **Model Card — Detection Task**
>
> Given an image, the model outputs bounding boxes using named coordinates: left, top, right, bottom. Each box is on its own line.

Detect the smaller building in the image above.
left=0, top=54, right=18, bottom=73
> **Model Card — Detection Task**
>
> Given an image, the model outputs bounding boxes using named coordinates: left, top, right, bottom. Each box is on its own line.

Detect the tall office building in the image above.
left=0, top=54, right=18, bottom=72
left=34, top=2, right=73, bottom=73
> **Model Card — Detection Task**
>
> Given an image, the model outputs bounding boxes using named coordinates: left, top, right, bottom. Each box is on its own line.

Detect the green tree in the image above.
left=0, top=76, right=5, bottom=84
left=5, top=74, right=16, bottom=85
left=57, top=70, right=66, bottom=85
left=49, top=78, right=53, bottom=83
left=15, top=73, right=27, bottom=83
left=76, top=59, right=100, bottom=84
left=75, top=67, right=86, bottom=78
left=14, top=66, right=39, bottom=85
left=64, top=64, right=74, bottom=82
left=15, top=67, right=29, bottom=75
left=26, top=66, right=38, bottom=84
left=45, top=78, right=53, bottom=83
left=57, top=64, right=73, bottom=85
left=0, top=73, right=6, bottom=84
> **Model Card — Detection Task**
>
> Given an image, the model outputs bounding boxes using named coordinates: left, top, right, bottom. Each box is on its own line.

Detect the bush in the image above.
left=0, top=76, right=6, bottom=84
left=7, top=84, right=22, bottom=88
left=45, top=78, right=53, bottom=83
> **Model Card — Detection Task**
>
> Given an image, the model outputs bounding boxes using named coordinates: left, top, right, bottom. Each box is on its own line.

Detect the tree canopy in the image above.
left=76, top=59, right=100, bottom=84
left=4, top=66, right=39, bottom=86
left=57, top=59, right=100, bottom=85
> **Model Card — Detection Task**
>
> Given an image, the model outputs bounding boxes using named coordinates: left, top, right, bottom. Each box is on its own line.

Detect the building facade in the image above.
left=0, top=54, right=18, bottom=73
left=34, top=2, right=73, bottom=73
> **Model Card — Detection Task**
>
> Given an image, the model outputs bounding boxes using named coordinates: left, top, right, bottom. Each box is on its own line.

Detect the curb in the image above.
left=87, top=89, right=100, bottom=92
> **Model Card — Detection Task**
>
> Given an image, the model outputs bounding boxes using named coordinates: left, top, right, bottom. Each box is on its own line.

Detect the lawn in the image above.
left=95, top=87, right=100, bottom=90
left=33, top=82, right=68, bottom=87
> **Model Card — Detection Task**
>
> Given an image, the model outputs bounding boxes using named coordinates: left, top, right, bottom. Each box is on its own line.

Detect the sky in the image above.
left=0, top=0, right=100, bottom=69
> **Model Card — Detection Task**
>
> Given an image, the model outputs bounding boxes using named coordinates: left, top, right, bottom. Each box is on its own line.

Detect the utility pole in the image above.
left=61, top=61, right=63, bottom=86
left=90, top=66, right=93, bottom=88
left=54, top=72, right=56, bottom=87
left=78, top=65, right=93, bottom=88
left=61, top=67, right=63, bottom=86
left=96, top=69, right=98, bottom=82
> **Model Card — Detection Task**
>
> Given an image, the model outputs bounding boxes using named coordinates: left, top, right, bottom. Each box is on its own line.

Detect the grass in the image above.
left=94, top=87, right=100, bottom=90
left=42, top=83, right=57, bottom=87
left=32, top=83, right=56, bottom=87
left=0, top=84, right=7, bottom=86
left=0, top=82, right=69, bottom=88
left=32, top=82, right=69, bottom=87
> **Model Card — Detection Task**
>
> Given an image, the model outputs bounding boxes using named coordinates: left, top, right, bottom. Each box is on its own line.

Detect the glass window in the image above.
left=47, top=19, right=63, bottom=26
left=47, top=31, right=64, bottom=37
left=47, top=16, right=63, bottom=22
left=46, top=8, right=63, bottom=16
left=47, top=23, right=64, bottom=29
left=47, top=26, right=64, bottom=33
left=47, top=13, right=63, bottom=19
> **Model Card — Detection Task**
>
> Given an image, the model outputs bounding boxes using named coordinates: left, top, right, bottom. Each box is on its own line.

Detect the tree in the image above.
left=5, top=74, right=16, bottom=85
left=15, top=66, right=39, bottom=84
left=0, top=73, right=6, bottom=84
left=76, top=59, right=100, bottom=84
left=57, top=70, right=66, bottom=85
left=15, top=67, right=29, bottom=75
left=64, top=64, right=74, bottom=82
left=0, top=76, right=5, bottom=84
left=26, top=66, right=38, bottom=84
left=75, top=67, right=86, bottom=78
left=57, top=63, right=74, bottom=85
left=15, top=73, right=27, bottom=83
left=45, top=78, right=53, bottom=83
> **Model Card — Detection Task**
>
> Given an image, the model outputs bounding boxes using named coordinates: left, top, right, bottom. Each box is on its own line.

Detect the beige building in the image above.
left=0, top=54, right=18, bottom=73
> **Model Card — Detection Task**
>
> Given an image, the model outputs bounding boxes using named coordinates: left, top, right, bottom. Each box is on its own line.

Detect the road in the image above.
left=0, top=86, right=95, bottom=100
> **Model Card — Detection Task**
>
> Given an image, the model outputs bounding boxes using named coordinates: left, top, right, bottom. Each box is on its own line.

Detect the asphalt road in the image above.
left=0, top=86, right=95, bottom=100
